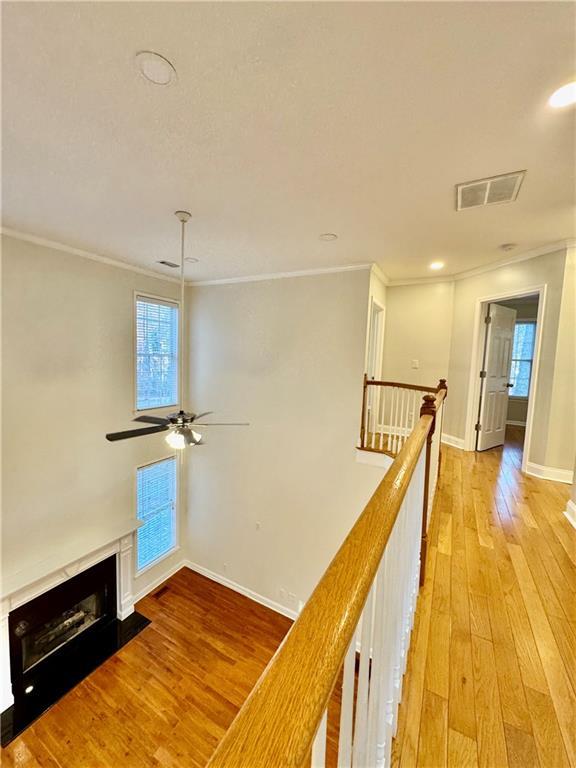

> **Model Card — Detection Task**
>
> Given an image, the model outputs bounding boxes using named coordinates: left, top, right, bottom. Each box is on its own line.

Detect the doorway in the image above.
left=465, top=286, right=546, bottom=473
left=366, top=298, right=385, bottom=381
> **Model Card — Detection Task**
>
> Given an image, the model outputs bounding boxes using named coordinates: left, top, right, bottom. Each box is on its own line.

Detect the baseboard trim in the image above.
left=564, top=500, right=576, bottom=529
left=525, top=462, right=574, bottom=485
left=506, top=420, right=527, bottom=427
left=184, top=560, right=298, bottom=621
left=132, top=558, right=189, bottom=604
left=441, top=433, right=465, bottom=450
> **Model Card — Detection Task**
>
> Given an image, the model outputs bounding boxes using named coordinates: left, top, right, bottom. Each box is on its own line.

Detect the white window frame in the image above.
left=133, top=291, right=180, bottom=413
left=509, top=320, right=536, bottom=401
left=134, top=455, right=179, bottom=576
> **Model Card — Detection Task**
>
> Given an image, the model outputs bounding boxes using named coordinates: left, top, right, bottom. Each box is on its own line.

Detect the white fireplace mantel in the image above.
left=0, top=518, right=142, bottom=712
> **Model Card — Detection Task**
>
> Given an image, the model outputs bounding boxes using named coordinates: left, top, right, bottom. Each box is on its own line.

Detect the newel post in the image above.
left=359, top=373, right=368, bottom=449
left=419, top=393, right=437, bottom=586
left=437, top=379, right=448, bottom=474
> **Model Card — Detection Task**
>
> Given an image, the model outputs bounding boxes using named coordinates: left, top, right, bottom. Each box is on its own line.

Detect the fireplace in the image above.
left=2, top=554, right=149, bottom=745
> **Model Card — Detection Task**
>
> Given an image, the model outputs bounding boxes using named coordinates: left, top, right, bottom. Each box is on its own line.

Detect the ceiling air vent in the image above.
left=456, top=170, right=525, bottom=211
left=157, top=260, right=180, bottom=268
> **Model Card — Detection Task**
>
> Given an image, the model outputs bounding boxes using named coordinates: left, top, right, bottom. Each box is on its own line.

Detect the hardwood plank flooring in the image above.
left=2, top=426, right=573, bottom=767
left=392, top=427, right=574, bottom=767
left=1, top=569, right=292, bottom=767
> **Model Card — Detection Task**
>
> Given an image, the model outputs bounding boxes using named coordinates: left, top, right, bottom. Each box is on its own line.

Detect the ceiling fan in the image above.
left=106, top=211, right=247, bottom=449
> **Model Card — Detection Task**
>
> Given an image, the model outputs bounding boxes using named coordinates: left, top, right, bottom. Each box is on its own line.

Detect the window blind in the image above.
left=136, top=457, right=177, bottom=571
left=136, top=296, right=179, bottom=410
left=510, top=321, right=536, bottom=398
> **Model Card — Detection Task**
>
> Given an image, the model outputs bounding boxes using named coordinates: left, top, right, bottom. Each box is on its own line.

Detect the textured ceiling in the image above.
left=2, top=2, right=575, bottom=281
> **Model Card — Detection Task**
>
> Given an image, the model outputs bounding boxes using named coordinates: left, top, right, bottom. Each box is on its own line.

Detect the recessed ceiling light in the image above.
left=429, top=261, right=445, bottom=270
left=549, top=81, right=576, bottom=108
left=319, top=233, right=338, bottom=241
left=135, top=51, right=176, bottom=86
left=184, top=256, right=199, bottom=263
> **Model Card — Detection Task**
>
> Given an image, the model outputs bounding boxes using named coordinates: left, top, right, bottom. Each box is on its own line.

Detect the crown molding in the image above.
left=0, top=228, right=180, bottom=284
left=386, top=239, right=572, bottom=287
left=3, top=226, right=571, bottom=289
left=370, top=263, right=390, bottom=285
left=188, top=263, right=373, bottom=287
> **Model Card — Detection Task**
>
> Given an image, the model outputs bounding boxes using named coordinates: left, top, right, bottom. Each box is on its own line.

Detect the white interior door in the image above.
left=477, top=303, right=516, bottom=451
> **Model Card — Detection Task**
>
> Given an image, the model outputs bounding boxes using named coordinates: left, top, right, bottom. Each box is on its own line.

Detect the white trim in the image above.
left=564, top=500, right=576, bottom=529
left=134, top=455, right=179, bottom=576
left=388, top=276, right=455, bottom=288
left=387, top=240, right=572, bottom=287
left=463, top=284, right=546, bottom=477
left=441, top=433, right=465, bottom=450
left=506, top=420, right=527, bottom=427
left=525, top=462, right=574, bottom=485
left=133, top=292, right=180, bottom=412
left=189, top=263, right=372, bottom=286
left=130, top=558, right=299, bottom=621
left=355, top=448, right=394, bottom=469
left=1, top=227, right=180, bottom=284
left=5, top=226, right=570, bottom=289
left=184, top=560, right=298, bottom=621
left=131, top=556, right=188, bottom=603
left=370, top=263, right=390, bottom=286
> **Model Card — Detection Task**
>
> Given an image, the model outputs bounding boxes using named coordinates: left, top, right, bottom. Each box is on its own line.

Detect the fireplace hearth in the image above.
left=2, top=555, right=149, bottom=746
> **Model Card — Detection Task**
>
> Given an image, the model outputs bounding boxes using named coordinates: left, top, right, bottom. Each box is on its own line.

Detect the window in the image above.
left=509, top=321, right=536, bottom=398
left=135, top=295, right=179, bottom=410
left=136, top=457, right=177, bottom=572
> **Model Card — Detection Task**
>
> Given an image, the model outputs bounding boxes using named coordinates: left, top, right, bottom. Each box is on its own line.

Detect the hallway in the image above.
left=392, top=435, right=575, bottom=768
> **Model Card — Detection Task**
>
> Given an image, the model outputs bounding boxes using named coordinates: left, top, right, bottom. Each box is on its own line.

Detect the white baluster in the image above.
left=337, top=630, right=358, bottom=768
left=352, top=583, right=375, bottom=767
left=311, top=710, right=328, bottom=768
left=388, top=387, right=396, bottom=452
left=393, top=388, right=401, bottom=454
left=379, top=387, right=386, bottom=451
left=366, top=553, right=389, bottom=767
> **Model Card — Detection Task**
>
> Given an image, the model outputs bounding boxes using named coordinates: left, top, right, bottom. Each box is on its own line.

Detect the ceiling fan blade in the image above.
left=133, top=415, right=170, bottom=425
left=106, top=425, right=169, bottom=442
left=193, top=422, right=249, bottom=426
left=192, top=411, right=213, bottom=421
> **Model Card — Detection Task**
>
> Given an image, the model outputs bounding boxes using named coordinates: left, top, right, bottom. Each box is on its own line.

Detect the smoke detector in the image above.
left=456, top=171, right=525, bottom=211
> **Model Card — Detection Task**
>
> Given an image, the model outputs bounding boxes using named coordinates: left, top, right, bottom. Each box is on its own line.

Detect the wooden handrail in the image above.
left=365, top=379, right=439, bottom=392
left=207, top=389, right=447, bottom=768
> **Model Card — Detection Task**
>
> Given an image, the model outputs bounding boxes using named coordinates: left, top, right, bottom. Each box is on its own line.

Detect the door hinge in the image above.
left=479, top=370, right=486, bottom=379
left=484, top=315, right=492, bottom=325
left=475, top=422, right=482, bottom=432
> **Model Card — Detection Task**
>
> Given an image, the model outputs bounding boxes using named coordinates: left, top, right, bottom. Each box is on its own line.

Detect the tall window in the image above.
left=510, top=321, right=536, bottom=398
left=135, top=296, right=179, bottom=410
left=136, top=457, right=177, bottom=572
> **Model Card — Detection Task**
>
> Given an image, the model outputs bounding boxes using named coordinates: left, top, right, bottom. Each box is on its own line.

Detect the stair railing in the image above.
left=360, top=378, right=446, bottom=457
left=207, top=383, right=447, bottom=768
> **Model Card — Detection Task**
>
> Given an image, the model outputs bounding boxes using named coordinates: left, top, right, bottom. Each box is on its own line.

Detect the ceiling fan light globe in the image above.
left=191, top=430, right=203, bottom=444
left=165, top=429, right=187, bottom=450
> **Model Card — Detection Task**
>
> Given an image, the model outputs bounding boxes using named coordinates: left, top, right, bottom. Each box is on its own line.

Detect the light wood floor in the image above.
left=392, top=427, right=575, bottom=768
left=3, top=428, right=573, bottom=767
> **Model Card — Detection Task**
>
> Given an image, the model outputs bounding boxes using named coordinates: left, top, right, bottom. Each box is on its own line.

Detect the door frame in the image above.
left=365, top=297, right=386, bottom=379
left=463, top=284, right=547, bottom=474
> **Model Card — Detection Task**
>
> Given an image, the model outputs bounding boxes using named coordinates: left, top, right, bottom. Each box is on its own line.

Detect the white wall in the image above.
left=546, top=246, right=575, bottom=470
left=382, top=281, right=453, bottom=388
left=1, top=235, right=186, bottom=598
left=186, top=269, right=386, bottom=612
left=445, top=248, right=570, bottom=469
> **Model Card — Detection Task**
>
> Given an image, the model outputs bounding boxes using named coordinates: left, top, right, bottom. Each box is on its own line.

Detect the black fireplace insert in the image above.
left=2, top=555, right=149, bottom=746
